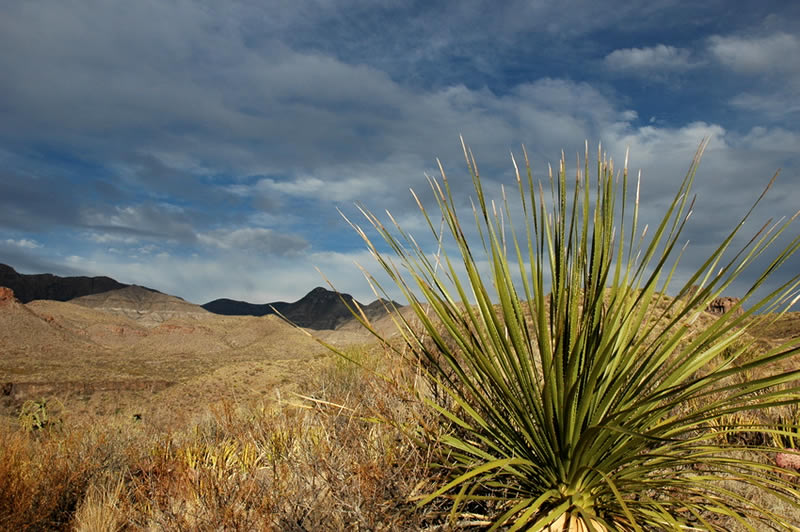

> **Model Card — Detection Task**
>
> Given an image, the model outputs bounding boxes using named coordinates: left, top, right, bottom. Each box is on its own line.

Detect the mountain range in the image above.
left=0, top=263, right=128, bottom=303
left=202, top=288, right=398, bottom=329
left=0, top=263, right=397, bottom=330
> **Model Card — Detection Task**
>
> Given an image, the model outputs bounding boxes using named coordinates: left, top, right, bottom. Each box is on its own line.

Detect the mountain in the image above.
left=203, top=287, right=401, bottom=330
left=0, top=263, right=128, bottom=303
left=0, top=263, right=399, bottom=330
left=0, top=284, right=333, bottom=424
left=70, top=285, right=209, bottom=327
left=0, top=286, right=94, bottom=352
left=200, top=298, right=277, bottom=317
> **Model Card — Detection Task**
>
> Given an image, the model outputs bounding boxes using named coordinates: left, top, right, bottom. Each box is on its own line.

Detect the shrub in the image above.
left=347, top=139, right=800, bottom=530
left=0, top=428, right=109, bottom=531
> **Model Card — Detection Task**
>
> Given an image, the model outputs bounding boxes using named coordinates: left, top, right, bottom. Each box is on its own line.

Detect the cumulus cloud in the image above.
left=57, top=247, right=398, bottom=305
left=80, top=204, right=197, bottom=242
left=198, top=228, right=308, bottom=256
left=735, top=126, right=800, bottom=153
left=604, top=45, right=697, bottom=75
left=0, top=0, right=798, bottom=305
left=708, top=32, right=800, bottom=119
left=729, top=92, right=800, bottom=118
left=708, top=33, right=800, bottom=75
left=4, top=238, right=42, bottom=249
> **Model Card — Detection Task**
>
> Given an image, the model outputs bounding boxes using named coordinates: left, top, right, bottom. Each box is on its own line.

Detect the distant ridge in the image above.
left=0, top=263, right=400, bottom=330
left=201, top=298, right=277, bottom=317
left=203, top=287, right=401, bottom=330
left=71, top=285, right=208, bottom=326
left=0, top=263, right=131, bottom=303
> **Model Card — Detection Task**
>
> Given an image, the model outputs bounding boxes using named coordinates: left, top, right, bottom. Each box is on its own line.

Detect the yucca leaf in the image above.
left=341, top=139, right=800, bottom=530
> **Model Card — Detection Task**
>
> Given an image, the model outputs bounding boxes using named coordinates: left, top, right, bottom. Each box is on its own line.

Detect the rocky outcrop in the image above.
left=776, top=451, right=800, bottom=471
left=0, top=263, right=128, bottom=303
left=706, top=296, right=743, bottom=317
left=0, top=286, right=17, bottom=305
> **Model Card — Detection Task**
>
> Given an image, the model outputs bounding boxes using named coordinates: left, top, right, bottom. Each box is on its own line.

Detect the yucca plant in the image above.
left=342, top=138, right=800, bottom=530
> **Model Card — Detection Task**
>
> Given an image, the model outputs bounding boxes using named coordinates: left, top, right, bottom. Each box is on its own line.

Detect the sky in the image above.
left=1, top=0, right=799, bottom=305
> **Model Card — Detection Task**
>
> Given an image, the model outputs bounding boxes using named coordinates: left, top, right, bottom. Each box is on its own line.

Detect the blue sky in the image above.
left=1, top=0, right=799, bottom=305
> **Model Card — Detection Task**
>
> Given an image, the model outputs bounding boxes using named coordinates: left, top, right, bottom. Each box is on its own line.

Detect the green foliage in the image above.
left=347, top=138, right=800, bottom=530
left=18, top=397, right=62, bottom=433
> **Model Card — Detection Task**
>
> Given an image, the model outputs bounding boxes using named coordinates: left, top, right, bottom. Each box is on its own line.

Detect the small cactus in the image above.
left=18, top=398, right=62, bottom=433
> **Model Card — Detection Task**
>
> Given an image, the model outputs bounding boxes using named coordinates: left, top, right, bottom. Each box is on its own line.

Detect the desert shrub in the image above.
left=347, top=139, right=800, bottom=530
left=0, top=426, right=119, bottom=531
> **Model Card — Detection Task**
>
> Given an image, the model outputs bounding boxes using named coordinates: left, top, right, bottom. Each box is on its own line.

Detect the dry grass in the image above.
left=0, top=344, right=447, bottom=531
left=1, top=295, right=799, bottom=529
left=0, top=420, right=132, bottom=530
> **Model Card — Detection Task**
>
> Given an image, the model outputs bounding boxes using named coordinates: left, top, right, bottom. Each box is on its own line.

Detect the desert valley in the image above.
left=2, top=260, right=800, bottom=530
left=0, top=263, right=401, bottom=430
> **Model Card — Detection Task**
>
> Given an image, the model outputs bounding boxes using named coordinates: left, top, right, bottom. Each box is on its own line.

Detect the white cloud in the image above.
left=14, top=115, right=799, bottom=308
left=198, top=227, right=308, bottom=256
left=58, top=246, right=400, bottom=305
left=709, top=33, right=800, bottom=75
left=735, top=126, right=800, bottom=153
left=708, top=33, right=800, bottom=119
left=604, top=44, right=697, bottom=74
left=81, top=203, right=196, bottom=241
left=4, top=238, right=42, bottom=249
left=729, top=92, right=800, bottom=118
left=252, top=153, right=431, bottom=204
left=86, top=232, right=140, bottom=245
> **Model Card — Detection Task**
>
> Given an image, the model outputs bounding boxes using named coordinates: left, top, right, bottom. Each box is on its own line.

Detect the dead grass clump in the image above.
left=0, top=428, right=114, bottom=531
left=73, top=479, right=126, bottom=532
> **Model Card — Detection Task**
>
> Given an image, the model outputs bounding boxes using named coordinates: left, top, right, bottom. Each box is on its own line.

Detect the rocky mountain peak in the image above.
left=308, top=286, right=331, bottom=296
left=301, top=286, right=349, bottom=301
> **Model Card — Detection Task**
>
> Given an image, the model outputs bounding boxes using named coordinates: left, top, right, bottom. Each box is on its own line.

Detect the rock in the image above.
left=706, top=296, right=743, bottom=317
left=0, top=286, right=18, bottom=305
left=776, top=451, right=800, bottom=471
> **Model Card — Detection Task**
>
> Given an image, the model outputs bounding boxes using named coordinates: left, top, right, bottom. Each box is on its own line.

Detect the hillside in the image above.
left=70, top=285, right=209, bottom=326
left=0, top=263, right=129, bottom=303
left=0, top=263, right=400, bottom=331
left=1, top=286, right=346, bottom=427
